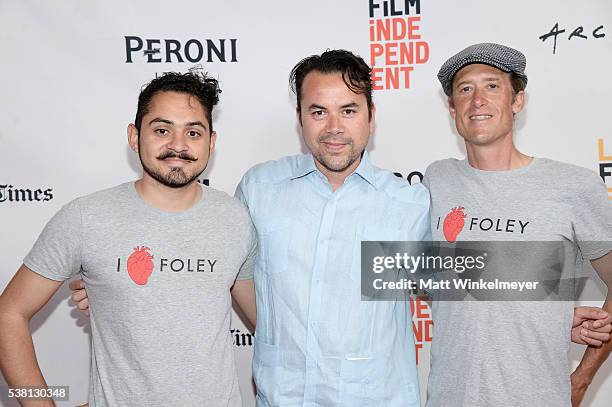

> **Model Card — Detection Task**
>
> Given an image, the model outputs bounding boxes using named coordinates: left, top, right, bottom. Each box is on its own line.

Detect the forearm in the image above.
left=0, top=312, right=55, bottom=407
left=577, top=254, right=612, bottom=380
left=574, top=299, right=612, bottom=382
left=231, top=278, right=256, bottom=331
left=239, top=300, right=257, bottom=329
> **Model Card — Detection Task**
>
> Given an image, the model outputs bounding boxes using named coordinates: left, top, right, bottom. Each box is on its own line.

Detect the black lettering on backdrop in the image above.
left=369, top=0, right=421, bottom=18
left=125, top=36, right=238, bottom=63
left=600, top=163, right=612, bottom=182
left=393, top=171, right=423, bottom=185
left=0, top=184, right=54, bottom=203
left=185, top=39, right=204, bottom=63
left=540, top=23, right=606, bottom=54
left=568, top=26, right=587, bottom=40
left=145, top=39, right=162, bottom=63
left=231, top=329, right=254, bottom=347
left=539, top=23, right=566, bottom=55
left=207, top=39, right=225, bottom=62
left=164, top=40, right=183, bottom=63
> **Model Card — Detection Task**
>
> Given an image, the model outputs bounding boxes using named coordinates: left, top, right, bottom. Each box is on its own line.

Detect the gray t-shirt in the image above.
left=24, top=182, right=257, bottom=407
left=422, top=158, right=612, bottom=407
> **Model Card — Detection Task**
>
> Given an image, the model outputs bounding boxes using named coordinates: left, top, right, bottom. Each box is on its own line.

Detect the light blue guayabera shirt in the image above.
left=236, top=153, right=430, bottom=407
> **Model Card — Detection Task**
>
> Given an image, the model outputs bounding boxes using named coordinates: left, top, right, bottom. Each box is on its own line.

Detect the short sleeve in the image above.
left=234, top=175, right=257, bottom=280
left=573, top=172, right=612, bottom=260
left=234, top=176, right=249, bottom=207
left=414, top=188, right=432, bottom=241
left=23, top=199, right=83, bottom=281
left=236, top=219, right=257, bottom=281
left=421, top=169, right=431, bottom=190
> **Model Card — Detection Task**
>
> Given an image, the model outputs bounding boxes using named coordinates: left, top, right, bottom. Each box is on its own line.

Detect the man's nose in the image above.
left=471, top=87, right=487, bottom=109
left=325, top=114, right=343, bottom=134
left=166, top=132, right=188, bottom=152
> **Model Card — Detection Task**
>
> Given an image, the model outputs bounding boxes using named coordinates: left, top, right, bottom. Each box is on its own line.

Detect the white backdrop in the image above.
left=1, top=0, right=611, bottom=405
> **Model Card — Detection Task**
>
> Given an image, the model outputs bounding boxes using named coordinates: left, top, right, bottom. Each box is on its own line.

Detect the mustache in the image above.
left=157, top=151, right=198, bottom=161
left=318, top=135, right=352, bottom=145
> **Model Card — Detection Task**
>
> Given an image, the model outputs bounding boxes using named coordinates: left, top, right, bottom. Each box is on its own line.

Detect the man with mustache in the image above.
left=423, top=43, right=612, bottom=406
left=70, top=51, right=431, bottom=405
left=0, top=70, right=257, bottom=406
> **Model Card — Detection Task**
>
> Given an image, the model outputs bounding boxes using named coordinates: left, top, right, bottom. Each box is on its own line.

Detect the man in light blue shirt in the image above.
left=236, top=50, right=430, bottom=406
left=65, top=50, right=612, bottom=405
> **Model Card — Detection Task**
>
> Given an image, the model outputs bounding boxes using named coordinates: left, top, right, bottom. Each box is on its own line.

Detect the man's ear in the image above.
left=296, top=107, right=303, bottom=127
left=128, top=123, right=139, bottom=152
left=448, top=97, right=457, bottom=120
left=512, top=90, right=526, bottom=114
left=209, top=131, right=217, bottom=154
left=369, top=104, right=377, bottom=134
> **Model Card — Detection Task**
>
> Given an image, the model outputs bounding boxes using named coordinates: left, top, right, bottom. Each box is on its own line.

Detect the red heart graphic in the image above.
left=127, top=246, right=154, bottom=285
left=443, top=207, right=466, bottom=243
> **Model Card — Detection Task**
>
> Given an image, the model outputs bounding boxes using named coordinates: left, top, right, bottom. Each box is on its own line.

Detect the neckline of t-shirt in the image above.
left=126, top=181, right=209, bottom=217
left=461, top=157, right=541, bottom=176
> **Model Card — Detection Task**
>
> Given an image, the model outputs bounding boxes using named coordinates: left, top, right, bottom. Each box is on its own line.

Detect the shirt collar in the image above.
left=290, top=152, right=378, bottom=189
left=290, top=154, right=318, bottom=180
left=353, top=151, right=377, bottom=189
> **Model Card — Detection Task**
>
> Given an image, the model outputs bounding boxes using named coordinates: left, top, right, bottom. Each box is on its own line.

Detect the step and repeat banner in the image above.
left=1, top=0, right=611, bottom=405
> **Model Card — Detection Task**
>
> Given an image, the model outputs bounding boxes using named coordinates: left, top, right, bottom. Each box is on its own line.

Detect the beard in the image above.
left=139, top=149, right=207, bottom=189
left=314, top=151, right=358, bottom=173
left=313, top=136, right=361, bottom=173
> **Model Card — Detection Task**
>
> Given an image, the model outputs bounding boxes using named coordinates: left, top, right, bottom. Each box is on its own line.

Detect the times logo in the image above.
left=0, top=184, right=53, bottom=203
left=125, top=36, right=238, bottom=63
left=231, top=328, right=253, bottom=347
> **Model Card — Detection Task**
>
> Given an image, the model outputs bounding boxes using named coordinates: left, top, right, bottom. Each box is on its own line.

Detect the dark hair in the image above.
left=509, top=73, right=526, bottom=94
left=134, top=67, right=221, bottom=133
left=289, top=49, right=374, bottom=119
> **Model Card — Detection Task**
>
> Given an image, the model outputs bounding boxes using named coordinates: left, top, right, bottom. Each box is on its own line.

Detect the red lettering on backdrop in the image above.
left=410, top=296, right=433, bottom=364
left=368, top=16, right=430, bottom=90
left=415, top=343, right=423, bottom=364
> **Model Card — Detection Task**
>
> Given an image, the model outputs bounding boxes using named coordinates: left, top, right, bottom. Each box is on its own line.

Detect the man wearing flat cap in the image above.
left=423, top=43, right=612, bottom=406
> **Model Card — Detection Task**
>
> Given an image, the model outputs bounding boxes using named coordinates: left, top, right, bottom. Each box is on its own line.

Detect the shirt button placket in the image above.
left=303, top=193, right=337, bottom=404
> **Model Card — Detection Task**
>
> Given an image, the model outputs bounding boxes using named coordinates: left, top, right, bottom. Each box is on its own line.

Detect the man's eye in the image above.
left=488, top=83, right=498, bottom=89
left=312, top=110, right=325, bottom=117
left=460, top=86, right=472, bottom=93
left=343, top=109, right=356, bottom=115
left=155, top=129, right=168, bottom=135
left=188, top=130, right=201, bottom=138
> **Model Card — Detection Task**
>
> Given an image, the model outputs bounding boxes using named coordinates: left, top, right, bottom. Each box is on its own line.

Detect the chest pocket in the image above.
left=256, top=219, right=292, bottom=275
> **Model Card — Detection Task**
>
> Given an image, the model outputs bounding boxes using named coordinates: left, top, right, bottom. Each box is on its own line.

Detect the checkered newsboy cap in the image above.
left=437, top=43, right=528, bottom=96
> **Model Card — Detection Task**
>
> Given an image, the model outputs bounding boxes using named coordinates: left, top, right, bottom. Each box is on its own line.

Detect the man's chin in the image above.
left=165, top=170, right=204, bottom=188
left=461, top=133, right=499, bottom=146
left=163, top=178, right=194, bottom=188
left=318, top=156, right=358, bottom=174
left=144, top=168, right=201, bottom=189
